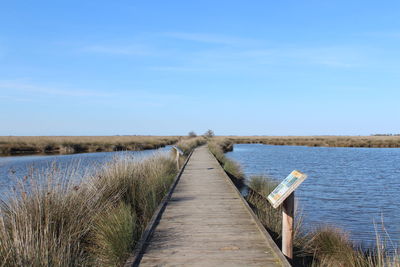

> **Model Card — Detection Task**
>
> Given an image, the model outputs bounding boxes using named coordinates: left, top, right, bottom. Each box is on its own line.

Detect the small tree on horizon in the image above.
left=188, top=131, right=197, bottom=138
left=204, top=129, right=215, bottom=138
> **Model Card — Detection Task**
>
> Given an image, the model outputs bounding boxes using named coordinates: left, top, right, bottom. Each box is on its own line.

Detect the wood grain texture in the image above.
left=282, top=193, right=294, bottom=261
left=137, top=146, right=288, bottom=267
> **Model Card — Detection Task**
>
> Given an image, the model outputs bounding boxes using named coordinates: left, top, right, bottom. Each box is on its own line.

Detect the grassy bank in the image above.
left=218, top=136, right=400, bottom=148
left=208, top=139, right=400, bottom=267
left=0, top=143, right=200, bottom=266
left=0, top=136, right=180, bottom=155
left=208, top=139, right=244, bottom=180
left=4, top=135, right=398, bottom=156
left=176, top=136, right=207, bottom=156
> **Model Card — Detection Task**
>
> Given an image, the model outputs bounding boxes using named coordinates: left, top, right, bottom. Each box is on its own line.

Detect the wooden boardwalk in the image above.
left=136, top=146, right=290, bottom=266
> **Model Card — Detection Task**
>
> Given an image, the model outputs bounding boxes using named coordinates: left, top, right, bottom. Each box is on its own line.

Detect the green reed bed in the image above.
left=0, top=152, right=178, bottom=267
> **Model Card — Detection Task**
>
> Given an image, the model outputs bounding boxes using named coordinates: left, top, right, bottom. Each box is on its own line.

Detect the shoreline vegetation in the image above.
left=0, top=136, right=180, bottom=155
left=1, top=135, right=400, bottom=156
left=221, top=135, right=400, bottom=148
left=0, top=137, right=205, bottom=266
left=208, top=139, right=400, bottom=267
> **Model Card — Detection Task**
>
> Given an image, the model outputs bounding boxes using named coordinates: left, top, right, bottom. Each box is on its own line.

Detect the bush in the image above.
left=204, top=129, right=215, bottom=138
left=188, top=131, right=197, bottom=138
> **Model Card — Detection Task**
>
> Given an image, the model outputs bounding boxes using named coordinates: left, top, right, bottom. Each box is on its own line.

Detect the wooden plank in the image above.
left=130, top=146, right=290, bottom=267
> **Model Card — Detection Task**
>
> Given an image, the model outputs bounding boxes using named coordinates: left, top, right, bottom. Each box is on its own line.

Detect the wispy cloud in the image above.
left=82, top=44, right=152, bottom=56
left=146, top=44, right=367, bottom=73
left=0, top=81, right=112, bottom=97
left=363, top=31, right=400, bottom=38
left=277, top=45, right=367, bottom=68
left=73, top=32, right=372, bottom=72
left=163, top=32, right=259, bottom=46
left=147, top=66, right=210, bottom=72
left=0, top=80, right=187, bottom=108
left=0, top=95, right=32, bottom=102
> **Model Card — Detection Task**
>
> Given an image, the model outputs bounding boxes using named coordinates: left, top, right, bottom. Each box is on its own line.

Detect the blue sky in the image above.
left=1, top=1, right=399, bottom=136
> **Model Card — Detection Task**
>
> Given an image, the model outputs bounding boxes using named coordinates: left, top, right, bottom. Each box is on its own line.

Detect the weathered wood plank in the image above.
left=136, top=146, right=290, bottom=267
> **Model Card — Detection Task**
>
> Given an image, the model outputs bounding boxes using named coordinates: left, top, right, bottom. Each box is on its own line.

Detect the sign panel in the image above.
left=267, top=170, right=307, bottom=209
left=172, top=146, right=184, bottom=156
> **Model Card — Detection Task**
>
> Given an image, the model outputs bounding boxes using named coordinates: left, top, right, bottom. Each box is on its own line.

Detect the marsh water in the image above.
left=0, top=146, right=172, bottom=197
left=1, top=143, right=399, bottom=247
left=226, top=144, right=400, bottom=247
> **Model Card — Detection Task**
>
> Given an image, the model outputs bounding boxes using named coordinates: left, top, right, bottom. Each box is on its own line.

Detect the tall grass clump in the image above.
left=300, top=225, right=400, bottom=267
left=303, top=227, right=366, bottom=266
left=208, top=140, right=244, bottom=180
left=247, top=176, right=304, bottom=248
left=89, top=203, right=136, bottom=266
left=247, top=176, right=282, bottom=235
left=176, top=137, right=206, bottom=155
left=88, top=153, right=177, bottom=266
left=0, top=166, right=115, bottom=266
left=0, top=152, right=178, bottom=267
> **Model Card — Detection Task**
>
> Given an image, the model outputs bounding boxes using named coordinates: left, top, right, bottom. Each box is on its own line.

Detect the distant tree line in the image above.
left=188, top=129, right=215, bottom=138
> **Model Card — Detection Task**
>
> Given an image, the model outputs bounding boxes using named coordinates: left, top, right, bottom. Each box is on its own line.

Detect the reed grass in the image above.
left=208, top=140, right=244, bottom=180
left=0, top=151, right=178, bottom=266
left=247, top=176, right=305, bottom=249
left=0, top=136, right=180, bottom=155
left=176, top=137, right=206, bottom=156
left=217, top=136, right=400, bottom=148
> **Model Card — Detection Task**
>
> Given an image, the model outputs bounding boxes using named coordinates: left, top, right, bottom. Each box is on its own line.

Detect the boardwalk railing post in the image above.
left=172, top=146, right=183, bottom=170
left=282, top=192, right=294, bottom=261
left=175, top=148, right=180, bottom=170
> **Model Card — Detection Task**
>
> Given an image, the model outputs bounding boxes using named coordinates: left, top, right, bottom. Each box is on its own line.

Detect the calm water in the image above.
left=226, top=144, right=400, bottom=247
left=0, top=146, right=172, bottom=197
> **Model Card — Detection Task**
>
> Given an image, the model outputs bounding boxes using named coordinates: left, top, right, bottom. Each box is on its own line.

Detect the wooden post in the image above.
left=282, top=192, right=294, bottom=261
left=175, top=148, right=180, bottom=170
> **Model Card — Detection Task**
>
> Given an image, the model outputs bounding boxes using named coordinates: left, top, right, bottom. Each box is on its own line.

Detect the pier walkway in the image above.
left=136, top=146, right=290, bottom=266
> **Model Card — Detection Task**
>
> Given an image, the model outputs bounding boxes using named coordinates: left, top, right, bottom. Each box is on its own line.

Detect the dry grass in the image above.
left=302, top=226, right=400, bottom=267
left=0, top=152, right=177, bottom=266
left=0, top=136, right=180, bottom=155
left=208, top=140, right=244, bottom=180
left=246, top=176, right=305, bottom=250
left=218, top=136, right=400, bottom=148
left=176, top=137, right=206, bottom=155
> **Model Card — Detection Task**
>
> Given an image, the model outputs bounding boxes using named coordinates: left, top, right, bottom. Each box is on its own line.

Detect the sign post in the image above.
left=267, top=170, right=307, bottom=261
left=282, top=192, right=294, bottom=259
left=172, top=146, right=184, bottom=170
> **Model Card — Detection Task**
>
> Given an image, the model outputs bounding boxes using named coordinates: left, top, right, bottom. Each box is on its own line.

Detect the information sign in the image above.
left=267, top=170, right=307, bottom=209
